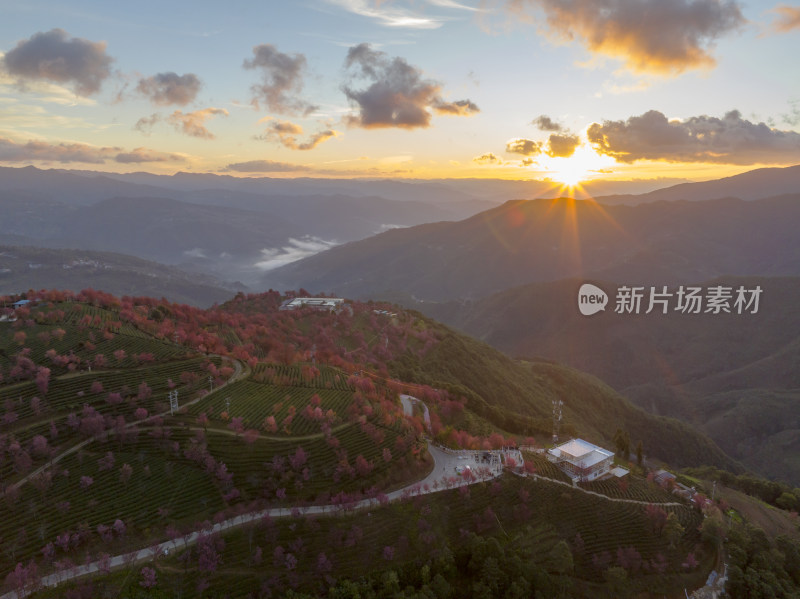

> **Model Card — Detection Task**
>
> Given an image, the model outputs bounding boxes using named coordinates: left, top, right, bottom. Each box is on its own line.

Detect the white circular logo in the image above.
left=578, top=283, right=608, bottom=316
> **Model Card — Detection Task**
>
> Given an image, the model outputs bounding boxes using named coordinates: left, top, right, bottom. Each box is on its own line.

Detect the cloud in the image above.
left=134, top=113, right=161, bottom=134
left=511, top=0, right=745, bottom=75
left=532, top=114, right=562, bottom=131
left=587, top=109, right=800, bottom=164
left=257, top=119, right=339, bottom=150
left=0, top=63, right=97, bottom=106
left=136, top=72, right=201, bottom=106
left=429, top=0, right=481, bottom=10
left=546, top=132, right=581, bottom=157
left=0, top=136, right=183, bottom=164
left=342, top=43, right=479, bottom=129
left=183, top=248, right=207, bottom=258
left=2, top=29, right=113, bottom=96
left=167, top=107, right=228, bottom=139
left=472, top=152, right=501, bottom=164
left=323, top=0, right=443, bottom=29
left=255, top=236, right=338, bottom=271
left=783, top=99, right=800, bottom=127
left=243, top=44, right=316, bottom=115
left=222, top=159, right=312, bottom=172
left=432, top=98, right=480, bottom=116
left=769, top=4, right=800, bottom=33
left=114, top=147, right=185, bottom=163
left=505, top=138, right=543, bottom=156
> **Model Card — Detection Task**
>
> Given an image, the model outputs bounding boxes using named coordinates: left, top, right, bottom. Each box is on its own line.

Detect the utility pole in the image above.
left=552, top=399, right=563, bottom=444
left=208, top=375, right=213, bottom=392
left=169, top=390, right=179, bottom=415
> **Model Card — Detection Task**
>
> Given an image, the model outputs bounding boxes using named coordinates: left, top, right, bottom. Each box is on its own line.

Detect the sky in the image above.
left=1, top=0, right=799, bottom=185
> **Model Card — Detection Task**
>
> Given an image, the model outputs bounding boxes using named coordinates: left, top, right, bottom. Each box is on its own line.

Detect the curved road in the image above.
left=2, top=384, right=681, bottom=598
left=1, top=436, right=501, bottom=598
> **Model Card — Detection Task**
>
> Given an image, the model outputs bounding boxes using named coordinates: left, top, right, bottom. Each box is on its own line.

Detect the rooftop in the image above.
left=548, top=438, right=614, bottom=469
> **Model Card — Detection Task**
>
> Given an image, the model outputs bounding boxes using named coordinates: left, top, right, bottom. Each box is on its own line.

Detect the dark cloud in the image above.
left=0, top=136, right=182, bottom=164
left=587, top=109, right=800, bottom=164
left=546, top=132, right=581, bottom=157
left=473, top=152, right=501, bottom=164
left=532, top=115, right=563, bottom=131
left=505, top=138, right=543, bottom=155
left=257, top=119, right=339, bottom=151
left=342, top=43, right=479, bottom=129
left=770, top=4, right=800, bottom=33
left=2, top=28, right=113, bottom=96
left=243, top=44, right=316, bottom=115
left=512, top=0, right=745, bottom=74
left=167, top=107, right=228, bottom=139
left=222, top=160, right=311, bottom=173
left=136, top=72, right=201, bottom=106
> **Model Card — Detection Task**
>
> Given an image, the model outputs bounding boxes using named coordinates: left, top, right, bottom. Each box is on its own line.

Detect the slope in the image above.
left=418, top=276, right=800, bottom=484
left=263, top=194, right=800, bottom=300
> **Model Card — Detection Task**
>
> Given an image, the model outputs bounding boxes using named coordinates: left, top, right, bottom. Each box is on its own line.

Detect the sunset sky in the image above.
left=1, top=0, right=799, bottom=184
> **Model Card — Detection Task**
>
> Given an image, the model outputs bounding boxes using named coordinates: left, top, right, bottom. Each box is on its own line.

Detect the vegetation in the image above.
left=0, top=288, right=792, bottom=597
left=389, top=315, right=740, bottom=472
left=683, top=465, right=800, bottom=513
left=30, top=475, right=709, bottom=598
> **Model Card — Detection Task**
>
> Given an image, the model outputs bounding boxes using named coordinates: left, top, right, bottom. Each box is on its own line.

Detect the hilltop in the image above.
left=0, top=288, right=758, bottom=597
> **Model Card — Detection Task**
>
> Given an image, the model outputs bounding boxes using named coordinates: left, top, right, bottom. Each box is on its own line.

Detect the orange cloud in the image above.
left=505, top=138, right=542, bottom=156
left=770, top=4, right=800, bottom=33
left=516, top=0, right=745, bottom=75
left=473, top=152, right=502, bottom=164
left=257, top=119, right=339, bottom=151
left=167, top=107, right=228, bottom=139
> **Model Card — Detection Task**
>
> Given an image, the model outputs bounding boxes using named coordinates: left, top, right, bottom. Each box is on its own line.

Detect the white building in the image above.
left=279, top=297, right=345, bottom=312
left=547, top=438, right=620, bottom=482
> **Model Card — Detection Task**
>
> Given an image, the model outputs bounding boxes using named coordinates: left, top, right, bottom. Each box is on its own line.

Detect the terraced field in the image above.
left=0, top=434, right=225, bottom=574
left=251, top=363, right=353, bottom=390
left=580, top=477, right=681, bottom=504
left=187, top=379, right=353, bottom=435
left=36, top=474, right=708, bottom=598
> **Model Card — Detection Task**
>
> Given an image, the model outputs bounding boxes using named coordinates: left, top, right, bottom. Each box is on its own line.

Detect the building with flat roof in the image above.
left=279, top=297, right=345, bottom=312
left=547, top=438, right=622, bottom=482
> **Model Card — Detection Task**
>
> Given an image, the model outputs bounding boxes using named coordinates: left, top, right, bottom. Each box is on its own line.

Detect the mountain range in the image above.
left=264, top=194, right=800, bottom=300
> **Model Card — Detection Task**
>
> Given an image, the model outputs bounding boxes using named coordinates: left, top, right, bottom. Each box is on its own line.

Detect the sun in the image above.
left=541, top=146, right=616, bottom=189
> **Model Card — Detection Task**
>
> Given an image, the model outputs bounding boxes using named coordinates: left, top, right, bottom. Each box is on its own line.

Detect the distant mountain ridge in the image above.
left=264, top=194, right=800, bottom=301
left=0, top=245, right=240, bottom=306
left=595, top=164, right=800, bottom=204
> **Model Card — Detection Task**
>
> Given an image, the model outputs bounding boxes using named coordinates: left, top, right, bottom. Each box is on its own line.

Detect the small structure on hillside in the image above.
left=279, top=297, right=345, bottom=312
left=653, top=469, right=677, bottom=487
left=547, top=438, right=621, bottom=482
